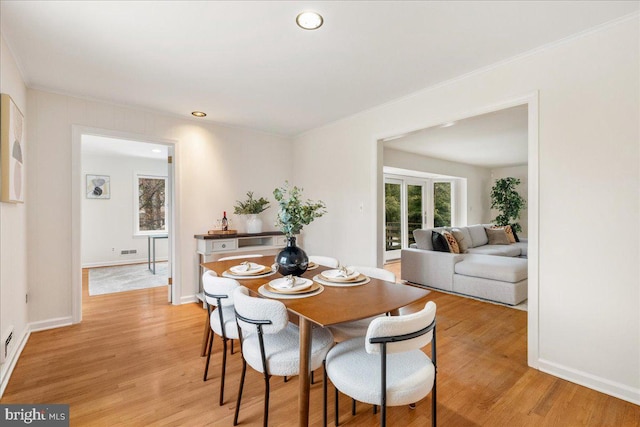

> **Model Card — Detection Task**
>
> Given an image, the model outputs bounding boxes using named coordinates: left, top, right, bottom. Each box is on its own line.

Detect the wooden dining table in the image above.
left=201, top=257, right=431, bottom=427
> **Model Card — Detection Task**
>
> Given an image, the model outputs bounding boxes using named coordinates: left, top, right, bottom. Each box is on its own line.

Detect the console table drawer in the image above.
left=210, top=239, right=238, bottom=252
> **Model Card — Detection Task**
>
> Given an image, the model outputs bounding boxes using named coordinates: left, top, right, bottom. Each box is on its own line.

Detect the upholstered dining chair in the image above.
left=325, top=301, right=437, bottom=427
left=202, top=254, right=266, bottom=355
left=232, top=286, right=334, bottom=427
left=202, top=271, right=241, bottom=406
left=327, top=266, right=396, bottom=343
left=309, top=255, right=340, bottom=268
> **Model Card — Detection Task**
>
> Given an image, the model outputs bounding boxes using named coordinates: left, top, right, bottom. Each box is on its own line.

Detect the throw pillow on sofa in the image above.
left=451, top=228, right=469, bottom=253
left=491, top=225, right=516, bottom=243
left=431, top=231, right=450, bottom=252
left=442, top=230, right=460, bottom=254
left=485, top=227, right=511, bottom=245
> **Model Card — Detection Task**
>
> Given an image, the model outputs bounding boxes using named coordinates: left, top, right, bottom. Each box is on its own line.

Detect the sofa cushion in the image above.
left=513, top=242, right=527, bottom=257
left=442, top=231, right=460, bottom=254
left=413, top=229, right=433, bottom=250
left=454, top=254, right=527, bottom=283
left=466, top=245, right=522, bottom=257
left=467, top=225, right=489, bottom=247
left=431, top=231, right=450, bottom=252
left=451, top=228, right=471, bottom=253
left=485, top=227, right=511, bottom=245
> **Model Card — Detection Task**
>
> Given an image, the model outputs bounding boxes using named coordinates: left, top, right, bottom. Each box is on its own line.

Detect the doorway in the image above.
left=376, top=93, right=539, bottom=368
left=71, top=127, right=179, bottom=323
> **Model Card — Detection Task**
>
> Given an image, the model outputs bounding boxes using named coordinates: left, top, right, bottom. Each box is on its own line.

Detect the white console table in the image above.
left=194, top=231, right=293, bottom=302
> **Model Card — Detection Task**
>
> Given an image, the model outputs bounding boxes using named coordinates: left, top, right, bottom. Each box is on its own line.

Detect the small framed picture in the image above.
left=86, top=174, right=110, bottom=199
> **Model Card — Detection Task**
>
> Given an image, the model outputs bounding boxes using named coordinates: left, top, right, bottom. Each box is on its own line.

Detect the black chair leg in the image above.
left=203, top=331, right=214, bottom=381
left=334, top=385, right=339, bottom=426
left=263, top=376, right=270, bottom=427
left=323, top=361, right=327, bottom=427
left=352, top=398, right=356, bottom=415
left=233, top=360, right=247, bottom=426
left=219, top=338, right=228, bottom=405
left=432, top=381, right=437, bottom=427
left=231, top=339, right=234, bottom=354
left=311, top=370, right=315, bottom=385
left=284, top=376, right=288, bottom=383
left=373, top=404, right=378, bottom=414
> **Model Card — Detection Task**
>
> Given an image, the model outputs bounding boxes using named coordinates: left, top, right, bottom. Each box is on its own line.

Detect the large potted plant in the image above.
left=233, top=191, right=270, bottom=234
left=273, top=182, right=326, bottom=276
left=490, top=177, right=526, bottom=233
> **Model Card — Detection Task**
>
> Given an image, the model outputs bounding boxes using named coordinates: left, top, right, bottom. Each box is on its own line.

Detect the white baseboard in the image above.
left=29, top=316, right=74, bottom=332
left=82, top=258, right=168, bottom=268
left=0, top=327, right=30, bottom=398
left=180, top=294, right=199, bottom=305
left=538, top=358, right=640, bottom=405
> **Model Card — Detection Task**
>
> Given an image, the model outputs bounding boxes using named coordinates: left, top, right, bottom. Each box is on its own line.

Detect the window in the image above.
left=135, top=174, right=167, bottom=235
left=433, top=181, right=452, bottom=227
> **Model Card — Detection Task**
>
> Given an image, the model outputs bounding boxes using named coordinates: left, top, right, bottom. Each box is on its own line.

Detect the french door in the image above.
left=384, top=175, right=454, bottom=261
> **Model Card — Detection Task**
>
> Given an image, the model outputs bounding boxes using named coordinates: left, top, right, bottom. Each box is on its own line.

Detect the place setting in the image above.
left=222, top=261, right=277, bottom=279
left=258, top=274, right=324, bottom=299
left=313, top=265, right=370, bottom=287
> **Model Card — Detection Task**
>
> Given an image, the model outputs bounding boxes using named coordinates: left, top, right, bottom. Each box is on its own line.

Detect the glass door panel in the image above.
left=406, top=184, right=424, bottom=247
left=384, top=181, right=402, bottom=257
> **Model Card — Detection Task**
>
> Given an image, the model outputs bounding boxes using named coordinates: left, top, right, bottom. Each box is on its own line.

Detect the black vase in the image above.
left=275, top=236, right=308, bottom=277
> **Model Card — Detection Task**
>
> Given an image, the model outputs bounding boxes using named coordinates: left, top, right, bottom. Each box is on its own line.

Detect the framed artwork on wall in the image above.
left=86, top=174, right=111, bottom=199
left=1, top=93, right=25, bottom=203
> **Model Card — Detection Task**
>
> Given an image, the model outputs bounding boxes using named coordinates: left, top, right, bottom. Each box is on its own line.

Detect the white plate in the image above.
left=320, top=268, right=360, bottom=281
left=222, top=269, right=276, bottom=279
left=230, top=262, right=265, bottom=275
left=258, top=284, right=324, bottom=299
left=269, top=277, right=313, bottom=291
left=313, top=275, right=370, bottom=287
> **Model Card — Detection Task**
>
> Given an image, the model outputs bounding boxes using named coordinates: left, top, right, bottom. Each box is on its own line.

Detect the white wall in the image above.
left=0, top=35, right=28, bottom=393
left=81, top=152, right=168, bottom=267
left=293, top=16, right=639, bottom=404
left=384, top=148, right=492, bottom=226
left=27, top=89, right=292, bottom=323
left=490, top=165, right=528, bottom=237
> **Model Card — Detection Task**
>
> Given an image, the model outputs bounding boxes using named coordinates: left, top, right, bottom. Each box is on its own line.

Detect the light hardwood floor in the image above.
left=1, top=268, right=638, bottom=426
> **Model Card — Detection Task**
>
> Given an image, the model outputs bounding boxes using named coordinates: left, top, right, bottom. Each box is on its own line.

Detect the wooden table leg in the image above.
left=298, top=317, right=312, bottom=427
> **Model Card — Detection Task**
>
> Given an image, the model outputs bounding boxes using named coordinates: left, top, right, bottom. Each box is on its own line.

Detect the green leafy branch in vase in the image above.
left=273, top=182, right=326, bottom=238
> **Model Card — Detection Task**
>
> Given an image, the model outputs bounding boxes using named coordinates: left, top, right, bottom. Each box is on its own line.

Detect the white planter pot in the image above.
left=245, top=214, right=263, bottom=234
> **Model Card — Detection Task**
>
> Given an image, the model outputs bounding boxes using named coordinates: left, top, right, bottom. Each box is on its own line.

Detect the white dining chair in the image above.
left=327, top=266, right=396, bottom=343
left=325, top=301, right=437, bottom=427
left=309, top=255, right=340, bottom=268
left=202, top=271, right=241, bottom=406
left=232, top=286, right=334, bottom=427
left=217, top=254, right=264, bottom=261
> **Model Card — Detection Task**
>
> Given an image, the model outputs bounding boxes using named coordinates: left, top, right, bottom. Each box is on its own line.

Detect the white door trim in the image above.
left=71, top=126, right=181, bottom=324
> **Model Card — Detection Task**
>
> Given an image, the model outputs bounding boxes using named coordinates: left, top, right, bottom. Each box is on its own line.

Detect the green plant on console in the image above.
left=490, top=177, right=526, bottom=233
left=273, top=182, right=326, bottom=238
left=233, top=191, right=270, bottom=215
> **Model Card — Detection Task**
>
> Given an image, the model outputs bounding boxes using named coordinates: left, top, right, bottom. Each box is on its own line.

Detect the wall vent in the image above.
left=120, top=249, right=138, bottom=255
left=1, top=327, right=14, bottom=364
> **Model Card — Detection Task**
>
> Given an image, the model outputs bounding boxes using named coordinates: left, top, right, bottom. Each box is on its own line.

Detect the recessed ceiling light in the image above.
left=296, top=11, right=323, bottom=30
left=151, top=149, right=162, bottom=153
left=191, top=111, right=206, bottom=117
left=440, top=122, right=456, bottom=128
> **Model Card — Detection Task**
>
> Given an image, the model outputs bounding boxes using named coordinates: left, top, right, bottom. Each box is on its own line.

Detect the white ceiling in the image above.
left=1, top=1, right=637, bottom=136
left=384, top=104, right=528, bottom=168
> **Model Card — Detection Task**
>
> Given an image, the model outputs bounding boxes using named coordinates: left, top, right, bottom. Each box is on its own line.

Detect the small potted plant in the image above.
left=273, top=182, right=326, bottom=276
left=233, top=191, right=270, bottom=234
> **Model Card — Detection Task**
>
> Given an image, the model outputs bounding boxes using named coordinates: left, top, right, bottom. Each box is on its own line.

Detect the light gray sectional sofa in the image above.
left=401, top=225, right=528, bottom=305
